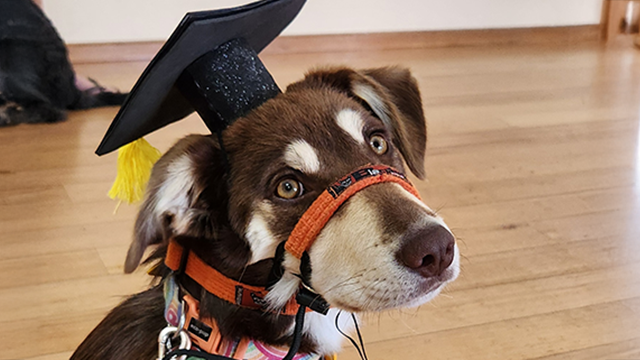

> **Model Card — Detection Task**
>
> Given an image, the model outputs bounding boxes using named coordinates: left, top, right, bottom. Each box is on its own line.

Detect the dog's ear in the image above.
left=360, top=67, right=426, bottom=178
left=124, top=135, right=226, bottom=273
left=291, top=66, right=427, bottom=178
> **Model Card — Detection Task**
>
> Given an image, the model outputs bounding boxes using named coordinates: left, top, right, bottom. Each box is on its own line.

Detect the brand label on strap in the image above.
left=327, top=166, right=408, bottom=198
left=188, top=317, right=213, bottom=342
left=235, top=285, right=268, bottom=309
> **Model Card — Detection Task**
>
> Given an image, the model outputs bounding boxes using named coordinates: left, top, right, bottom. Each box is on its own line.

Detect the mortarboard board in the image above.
left=99, top=0, right=306, bottom=204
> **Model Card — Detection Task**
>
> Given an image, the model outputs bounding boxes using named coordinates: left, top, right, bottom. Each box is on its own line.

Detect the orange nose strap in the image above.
left=284, top=165, right=421, bottom=259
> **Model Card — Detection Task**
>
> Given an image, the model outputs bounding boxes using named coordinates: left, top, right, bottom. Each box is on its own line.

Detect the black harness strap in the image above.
left=162, top=349, right=230, bottom=360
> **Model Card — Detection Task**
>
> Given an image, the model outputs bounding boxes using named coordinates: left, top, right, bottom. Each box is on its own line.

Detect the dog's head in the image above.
left=125, top=66, right=459, bottom=315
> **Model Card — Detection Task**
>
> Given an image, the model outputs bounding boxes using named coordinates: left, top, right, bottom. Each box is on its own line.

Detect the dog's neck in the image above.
left=157, top=237, right=351, bottom=356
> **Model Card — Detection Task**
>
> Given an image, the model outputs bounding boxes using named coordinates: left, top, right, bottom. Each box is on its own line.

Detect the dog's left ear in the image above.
left=291, top=66, right=427, bottom=178
left=124, top=135, right=226, bottom=273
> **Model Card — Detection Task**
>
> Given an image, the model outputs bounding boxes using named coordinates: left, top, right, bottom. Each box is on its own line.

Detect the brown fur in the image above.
left=71, top=285, right=166, bottom=360
left=71, top=66, right=456, bottom=360
left=289, top=66, right=427, bottom=178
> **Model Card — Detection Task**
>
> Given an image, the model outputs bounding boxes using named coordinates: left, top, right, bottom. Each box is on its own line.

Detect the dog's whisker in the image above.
left=321, top=272, right=368, bottom=295
left=396, top=314, right=419, bottom=334
left=437, top=292, right=454, bottom=299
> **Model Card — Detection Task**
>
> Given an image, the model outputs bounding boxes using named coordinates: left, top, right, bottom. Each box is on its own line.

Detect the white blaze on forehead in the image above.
left=284, top=139, right=320, bottom=173
left=336, top=108, right=366, bottom=145
left=245, top=201, right=280, bottom=264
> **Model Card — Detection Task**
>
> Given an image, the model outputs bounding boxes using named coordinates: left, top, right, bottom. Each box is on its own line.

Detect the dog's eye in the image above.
left=276, top=179, right=303, bottom=199
left=369, top=134, right=388, bottom=155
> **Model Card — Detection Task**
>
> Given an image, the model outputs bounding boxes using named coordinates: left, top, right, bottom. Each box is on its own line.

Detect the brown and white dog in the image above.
left=71, top=66, right=460, bottom=360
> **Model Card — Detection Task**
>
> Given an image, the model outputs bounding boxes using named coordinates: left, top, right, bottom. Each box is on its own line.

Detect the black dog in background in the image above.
left=0, top=0, right=127, bottom=126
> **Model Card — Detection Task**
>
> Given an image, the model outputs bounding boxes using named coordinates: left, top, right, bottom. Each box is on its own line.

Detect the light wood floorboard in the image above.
left=2, top=42, right=640, bottom=359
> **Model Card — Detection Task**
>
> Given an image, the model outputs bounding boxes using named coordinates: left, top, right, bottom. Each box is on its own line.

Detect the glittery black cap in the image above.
left=96, top=0, right=306, bottom=155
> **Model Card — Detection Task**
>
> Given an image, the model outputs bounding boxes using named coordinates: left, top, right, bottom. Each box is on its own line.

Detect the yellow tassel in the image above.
left=108, top=138, right=162, bottom=206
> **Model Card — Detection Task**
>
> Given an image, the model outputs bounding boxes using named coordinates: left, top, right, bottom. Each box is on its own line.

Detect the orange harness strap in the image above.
left=165, top=240, right=301, bottom=316
left=284, top=165, right=421, bottom=259
left=182, top=294, right=333, bottom=360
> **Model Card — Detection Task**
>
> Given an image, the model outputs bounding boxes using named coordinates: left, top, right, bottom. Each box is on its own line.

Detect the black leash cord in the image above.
left=335, top=311, right=369, bottom=360
left=283, top=304, right=307, bottom=360
left=351, top=313, right=369, bottom=360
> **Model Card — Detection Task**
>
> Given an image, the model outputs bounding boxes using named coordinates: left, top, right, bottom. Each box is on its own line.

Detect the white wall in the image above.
left=43, top=0, right=603, bottom=44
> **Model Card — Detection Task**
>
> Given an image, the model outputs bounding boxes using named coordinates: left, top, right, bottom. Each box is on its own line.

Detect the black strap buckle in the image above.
left=296, top=286, right=330, bottom=315
left=267, top=241, right=287, bottom=288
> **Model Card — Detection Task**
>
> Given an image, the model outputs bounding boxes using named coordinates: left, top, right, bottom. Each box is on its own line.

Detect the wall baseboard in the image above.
left=68, top=25, right=600, bottom=64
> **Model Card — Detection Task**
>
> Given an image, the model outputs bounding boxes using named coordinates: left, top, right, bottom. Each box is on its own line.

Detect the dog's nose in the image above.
left=398, top=223, right=455, bottom=278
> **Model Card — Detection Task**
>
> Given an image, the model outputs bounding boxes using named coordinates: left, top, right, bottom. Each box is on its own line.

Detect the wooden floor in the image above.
left=1, top=41, right=640, bottom=360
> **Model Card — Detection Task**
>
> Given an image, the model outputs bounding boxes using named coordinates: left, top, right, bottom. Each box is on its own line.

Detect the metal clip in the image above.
left=177, top=299, right=186, bottom=333
left=157, top=326, right=191, bottom=360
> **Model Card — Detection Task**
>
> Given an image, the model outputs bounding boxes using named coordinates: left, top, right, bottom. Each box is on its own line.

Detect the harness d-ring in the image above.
left=158, top=326, right=191, bottom=360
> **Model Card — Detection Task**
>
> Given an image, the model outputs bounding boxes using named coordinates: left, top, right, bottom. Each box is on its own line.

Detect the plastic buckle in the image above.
left=296, top=286, right=330, bottom=315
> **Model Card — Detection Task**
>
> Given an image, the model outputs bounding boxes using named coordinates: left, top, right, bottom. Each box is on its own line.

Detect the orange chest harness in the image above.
left=160, top=165, right=420, bottom=360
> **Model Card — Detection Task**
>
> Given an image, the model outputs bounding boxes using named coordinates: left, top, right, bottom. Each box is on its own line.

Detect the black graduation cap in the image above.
left=96, top=0, right=306, bottom=155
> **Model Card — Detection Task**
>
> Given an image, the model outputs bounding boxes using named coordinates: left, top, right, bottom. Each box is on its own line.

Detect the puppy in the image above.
left=71, top=66, right=459, bottom=360
left=0, top=0, right=127, bottom=126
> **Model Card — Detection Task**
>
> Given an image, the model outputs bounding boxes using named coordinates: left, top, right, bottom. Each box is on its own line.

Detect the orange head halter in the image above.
left=164, top=164, right=421, bottom=315
left=284, top=165, right=421, bottom=259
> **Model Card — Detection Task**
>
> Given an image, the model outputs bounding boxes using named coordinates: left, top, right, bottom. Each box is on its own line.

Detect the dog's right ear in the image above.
left=124, top=135, right=226, bottom=273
